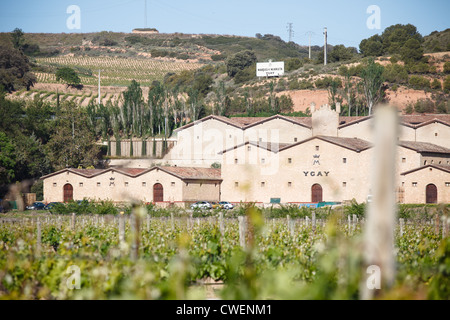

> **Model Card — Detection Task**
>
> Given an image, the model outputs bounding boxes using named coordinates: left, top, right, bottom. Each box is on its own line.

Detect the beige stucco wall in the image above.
left=182, top=181, right=221, bottom=202
left=312, top=105, right=339, bottom=136
left=338, top=120, right=417, bottom=142
left=221, top=138, right=373, bottom=204
left=338, top=119, right=372, bottom=141
left=402, top=168, right=450, bottom=204
left=398, top=125, right=417, bottom=142
left=166, top=119, right=243, bottom=166
left=244, top=118, right=312, bottom=144
left=43, top=169, right=221, bottom=204
left=415, top=122, right=450, bottom=149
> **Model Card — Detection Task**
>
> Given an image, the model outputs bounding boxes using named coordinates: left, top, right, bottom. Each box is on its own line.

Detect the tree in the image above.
left=14, top=133, right=51, bottom=181
left=226, top=50, right=257, bottom=77
left=381, top=24, right=423, bottom=55
left=359, top=24, right=423, bottom=58
left=55, top=67, right=81, bottom=88
left=338, top=66, right=359, bottom=116
left=359, top=59, right=385, bottom=115
left=0, top=132, right=16, bottom=186
left=383, top=63, right=409, bottom=84
left=400, top=38, right=424, bottom=64
left=329, top=45, right=356, bottom=62
left=46, top=102, right=100, bottom=170
left=11, top=28, right=25, bottom=49
left=359, top=35, right=383, bottom=57
left=327, top=78, right=343, bottom=111
left=0, top=43, right=36, bottom=92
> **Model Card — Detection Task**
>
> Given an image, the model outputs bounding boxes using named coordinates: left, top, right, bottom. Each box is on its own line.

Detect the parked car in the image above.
left=44, top=202, right=63, bottom=210
left=190, top=201, right=212, bottom=210
left=219, top=201, right=234, bottom=210
left=26, top=202, right=46, bottom=210
left=210, top=202, right=220, bottom=209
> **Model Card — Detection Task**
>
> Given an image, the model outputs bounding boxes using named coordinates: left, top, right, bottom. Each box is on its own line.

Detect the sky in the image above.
left=0, top=0, right=449, bottom=49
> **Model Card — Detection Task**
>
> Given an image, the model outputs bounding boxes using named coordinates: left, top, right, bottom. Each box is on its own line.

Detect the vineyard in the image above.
left=34, top=56, right=204, bottom=87
left=0, top=205, right=449, bottom=300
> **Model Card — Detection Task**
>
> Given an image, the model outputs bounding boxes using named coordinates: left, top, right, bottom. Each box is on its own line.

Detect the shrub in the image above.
left=444, top=62, right=450, bottom=74
left=211, top=54, right=226, bottom=61
left=414, top=99, right=435, bottom=113
left=285, top=57, right=303, bottom=72
left=289, top=79, right=300, bottom=90
left=409, top=75, right=430, bottom=90
left=92, top=200, right=118, bottom=215
left=343, top=199, right=365, bottom=218
left=383, top=64, right=409, bottom=84
left=431, top=78, right=442, bottom=90
left=444, top=76, right=450, bottom=93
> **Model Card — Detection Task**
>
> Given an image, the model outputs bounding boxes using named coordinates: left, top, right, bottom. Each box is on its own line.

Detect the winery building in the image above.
left=42, top=166, right=221, bottom=206
left=42, top=103, right=450, bottom=205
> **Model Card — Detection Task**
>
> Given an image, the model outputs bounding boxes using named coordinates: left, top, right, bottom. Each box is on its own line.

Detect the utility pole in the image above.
left=98, top=69, right=101, bottom=105
left=144, top=0, right=147, bottom=28
left=323, top=27, right=328, bottom=66
left=305, top=31, right=315, bottom=60
left=286, top=23, right=294, bottom=42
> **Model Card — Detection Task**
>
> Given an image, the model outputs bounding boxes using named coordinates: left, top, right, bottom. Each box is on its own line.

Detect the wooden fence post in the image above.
left=119, top=213, right=125, bottom=245
left=71, top=213, right=76, bottom=230
left=238, top=216, right=246, bottom=249
left=352, top=214, right=358, bottom=233
left=219, top=212, right=224, bottom=236
left=442, top=216, right=448, bottom=238
left=36, top=218, right=41, bottom=257
left=312, top=211, right=316, bottom=232
left=435, top=214, right=440, bottom=237
left=287, top=215, right=294, bottom=237
left=399, top=218, right=404, bottom=237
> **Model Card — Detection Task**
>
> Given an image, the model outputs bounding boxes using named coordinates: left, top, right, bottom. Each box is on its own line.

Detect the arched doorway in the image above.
left=426, top=184, right=437, bottom=204
left=311, top=184, right=323, bottom=203
left=63, top=184, right=73, bottom=202
left=153, top=183, right=164, bottom=202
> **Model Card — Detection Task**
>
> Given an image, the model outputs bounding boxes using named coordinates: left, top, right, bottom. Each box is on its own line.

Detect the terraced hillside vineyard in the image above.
left=35, top=56, right=204, bottom=86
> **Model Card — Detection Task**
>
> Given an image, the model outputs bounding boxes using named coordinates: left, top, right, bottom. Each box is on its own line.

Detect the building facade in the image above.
left=42, top=104, right=450, bottom=205
left=42, top=167, right=221, bottom=206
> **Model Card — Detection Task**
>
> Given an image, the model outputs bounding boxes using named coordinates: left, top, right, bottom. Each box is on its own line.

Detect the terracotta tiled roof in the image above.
left=314, top=136, right=373, bottom=152
left=398, top=141, right=450, bottom=154
left=400, top=114, right=450, bottom=125
left=70, top=169, right=107, bottom=177
left=157, top=166, right=222, bottom=180
left=338, top=114, right=450, bottom=129
left=279, top=135, right=373, bottom=153
left=401, top=164, right=450, bottom=175
left=219, top=141, right=292, bottom=154
left=227, top=117, right=268, bottom=127
left=41, top=167, right=222, bottom=181
left=174, top=114, right=450, bottom=134
left=114, top=168, right=149, bottom=176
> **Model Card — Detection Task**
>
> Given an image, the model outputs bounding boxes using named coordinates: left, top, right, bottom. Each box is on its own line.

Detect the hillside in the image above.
left=1, top=29, right=449, bottom=115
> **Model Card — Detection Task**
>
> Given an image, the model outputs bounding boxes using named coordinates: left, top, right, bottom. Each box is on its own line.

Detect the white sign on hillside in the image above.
left=256, top=61, right=284, bottom=77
